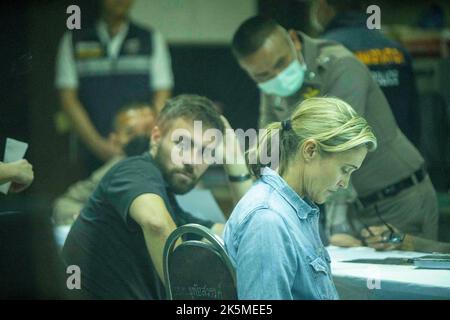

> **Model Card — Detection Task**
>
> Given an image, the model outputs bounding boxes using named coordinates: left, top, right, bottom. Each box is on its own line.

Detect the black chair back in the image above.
left=163, top=224, right=237, bottom=300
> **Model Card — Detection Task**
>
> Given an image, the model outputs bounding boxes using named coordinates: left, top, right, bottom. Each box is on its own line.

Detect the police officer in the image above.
left=231, top=16, right=439, bottom=247
left=55, top=0, right=173, bottom=171
left=311, top=0, right=421, bottom=147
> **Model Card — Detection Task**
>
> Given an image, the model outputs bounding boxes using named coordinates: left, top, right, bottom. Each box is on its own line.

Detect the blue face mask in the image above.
left=258, top=59, right=307, bottom=97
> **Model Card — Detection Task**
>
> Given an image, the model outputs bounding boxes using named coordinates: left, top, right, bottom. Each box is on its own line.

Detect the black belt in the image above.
left=358, top=166, right=427, bottom=208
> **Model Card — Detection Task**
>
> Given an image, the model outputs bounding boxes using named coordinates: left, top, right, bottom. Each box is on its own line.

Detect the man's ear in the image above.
left=302, top=139, right=318, bottom=162
left=151, top=125, right=162, bottom=146
left=288, top=29, right=302, bottom=52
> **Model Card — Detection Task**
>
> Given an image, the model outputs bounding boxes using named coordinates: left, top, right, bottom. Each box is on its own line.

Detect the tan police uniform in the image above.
left=259, top=32, right=439, bottom=240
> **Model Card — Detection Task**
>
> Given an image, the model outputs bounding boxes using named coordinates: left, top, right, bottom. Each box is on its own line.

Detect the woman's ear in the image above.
left=302, top=139, right=318, bottom=162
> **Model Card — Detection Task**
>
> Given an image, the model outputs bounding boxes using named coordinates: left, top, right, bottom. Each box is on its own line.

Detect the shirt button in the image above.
left=308, top=72, right=316, bottom=79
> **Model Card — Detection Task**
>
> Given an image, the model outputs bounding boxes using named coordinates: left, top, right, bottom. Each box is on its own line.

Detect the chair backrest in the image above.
left=163, top=224, right=237, bottom=300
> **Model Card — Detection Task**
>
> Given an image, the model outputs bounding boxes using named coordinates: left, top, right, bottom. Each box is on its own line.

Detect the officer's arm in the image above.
left=55, top=32, right=120, bottom=162
left=325, top=56, right=372, bottom=116
left=130, top=193, right=178, bottom=284
left=403, top=235, right=450, bottom=253
left=59, top=89, right=121, bottom=162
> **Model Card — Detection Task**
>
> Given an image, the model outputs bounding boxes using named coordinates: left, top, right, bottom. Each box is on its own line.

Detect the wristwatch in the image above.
left=228, top=173, right=251, bottom=182
left=382, top=230, right=406, bottom=244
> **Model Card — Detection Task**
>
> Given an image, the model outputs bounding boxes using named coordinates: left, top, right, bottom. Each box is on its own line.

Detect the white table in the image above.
left=327, top=246, right=450, bottom=299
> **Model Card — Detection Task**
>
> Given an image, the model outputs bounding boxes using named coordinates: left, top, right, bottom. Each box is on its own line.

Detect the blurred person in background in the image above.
left=55, top=0, right=173, bottom=171
left=52, top=103, right=155, bottom=226
left=310, top=0, right=421, bottom=147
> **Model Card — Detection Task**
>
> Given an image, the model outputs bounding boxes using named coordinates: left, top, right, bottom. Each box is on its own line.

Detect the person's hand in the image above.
left=6, top=159, right=34, bottom=193
left=329, top=233, right=363, bottom=247
left=217, top=115, right=252, bottom=203
left=218, top=115, right=246, bottom=166
left=360, top=224, right=403, bottom=251
left=95, top=138, right=123, bottom=162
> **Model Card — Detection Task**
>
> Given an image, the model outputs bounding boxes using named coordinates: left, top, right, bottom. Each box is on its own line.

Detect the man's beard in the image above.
left=153, top=146, right=198, bottom=195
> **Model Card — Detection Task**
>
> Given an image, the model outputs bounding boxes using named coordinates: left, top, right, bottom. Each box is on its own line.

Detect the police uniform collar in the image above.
left=295, top=31, right=324, bottom=87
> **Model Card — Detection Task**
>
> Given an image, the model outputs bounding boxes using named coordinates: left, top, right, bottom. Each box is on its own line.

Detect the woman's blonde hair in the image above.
left=248, top=97, right=377, bottom=178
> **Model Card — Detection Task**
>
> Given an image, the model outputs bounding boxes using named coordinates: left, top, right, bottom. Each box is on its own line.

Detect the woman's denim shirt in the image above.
left=223, top=167, right=339, bottom=300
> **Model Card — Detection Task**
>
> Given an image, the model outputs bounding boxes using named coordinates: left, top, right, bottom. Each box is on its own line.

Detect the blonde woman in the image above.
left=223, top=97, right=377, bottom=300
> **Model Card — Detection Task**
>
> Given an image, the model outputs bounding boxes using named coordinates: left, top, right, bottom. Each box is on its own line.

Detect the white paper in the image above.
left=0, top=138, right=29, bottom=194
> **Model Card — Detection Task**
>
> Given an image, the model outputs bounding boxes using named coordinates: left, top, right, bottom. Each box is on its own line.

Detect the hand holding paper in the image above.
left=0, top=138, right=32, bottom=194
left=6, top=159, right=34, bottom=193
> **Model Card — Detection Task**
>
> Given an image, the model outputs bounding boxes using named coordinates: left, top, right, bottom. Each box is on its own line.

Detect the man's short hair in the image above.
left=157, top=94, right=225, bottom=134
left=232, top=15, right=280, bottom=59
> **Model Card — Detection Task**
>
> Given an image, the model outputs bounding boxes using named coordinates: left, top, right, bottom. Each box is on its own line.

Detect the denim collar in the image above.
left=260, top=167, right=319, bottom=220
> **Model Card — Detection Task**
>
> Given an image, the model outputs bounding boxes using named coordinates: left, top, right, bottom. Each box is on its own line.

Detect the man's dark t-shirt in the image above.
left=62, top=153, right=214, bottom=299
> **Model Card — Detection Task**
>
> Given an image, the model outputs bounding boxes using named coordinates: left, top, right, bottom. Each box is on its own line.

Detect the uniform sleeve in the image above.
left=235, top=210, right=297, bottom=299
left=150, top=31, right=174, bottom=90
left=325, top=56, right=372, bottom=116
left=104, top=161, right=167, bottom=227
left=55, top=32, right=78, bottom=89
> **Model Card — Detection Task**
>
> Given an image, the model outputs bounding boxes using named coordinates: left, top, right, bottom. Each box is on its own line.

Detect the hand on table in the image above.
left=360, top=224, right=403, bottom=251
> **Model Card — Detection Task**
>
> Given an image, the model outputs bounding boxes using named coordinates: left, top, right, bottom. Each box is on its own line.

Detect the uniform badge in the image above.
left=75, top=41, right=103, bottom=59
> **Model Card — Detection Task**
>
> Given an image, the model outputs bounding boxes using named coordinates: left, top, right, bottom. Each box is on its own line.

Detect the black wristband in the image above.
left=228, top=173, right=251, bottom=182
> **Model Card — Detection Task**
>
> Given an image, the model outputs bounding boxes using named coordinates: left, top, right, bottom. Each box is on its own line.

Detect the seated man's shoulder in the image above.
left=104, top=154, right=160, bottom=181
